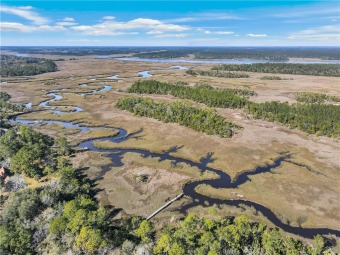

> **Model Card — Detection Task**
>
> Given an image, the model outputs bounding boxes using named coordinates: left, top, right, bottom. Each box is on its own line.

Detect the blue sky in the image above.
left=1, top=1, right=339, bottom=46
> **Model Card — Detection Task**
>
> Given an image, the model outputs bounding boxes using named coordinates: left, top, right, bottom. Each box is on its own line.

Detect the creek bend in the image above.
left=9, top=83, right=340, bottom=239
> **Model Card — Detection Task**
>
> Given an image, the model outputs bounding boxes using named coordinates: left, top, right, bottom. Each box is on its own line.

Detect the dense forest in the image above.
left=126, top=80, right=340, bottom=137
left=132, top=47, right=340, bottom=60
left=116, top=97, right=239, bottom=138
left=186, top=69, right=249, bottom=78
left=134, top=50, right=191, bottom=59
left=3, top=46, right=340, bottom=59
left=295, top=92, right=340, bottom=103
left=212, top=63, right=340, bottom=77
left=245, top=101, right=340, bottom=137
left=1, top=46, right=159, bottom=56
left=0, top=55, right=57, bottom=76
left=127, top=80, right=254, bottom=108
left=0, top=126, right=57, bottom=178
left=151, top=214, right=332, bottom=255
left=0, top=138, right=120, bottom=255
left=0, top=92, right=27, bottom=128
left=0, top=124, right=335, bottom=254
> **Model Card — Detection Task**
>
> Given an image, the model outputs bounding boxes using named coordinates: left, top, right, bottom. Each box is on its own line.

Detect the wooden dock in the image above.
left=146, top=193, right=184, bottom=220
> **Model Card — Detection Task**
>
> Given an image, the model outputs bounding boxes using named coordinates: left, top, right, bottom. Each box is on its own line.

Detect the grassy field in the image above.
left=3, top=55, right=339, bottom=248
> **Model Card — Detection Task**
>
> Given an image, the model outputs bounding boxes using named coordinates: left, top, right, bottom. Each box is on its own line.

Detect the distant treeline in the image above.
left=133, top=47, right=340, bottom=60
left=0, top=55, right=57, bottom=76
left=126, top=80, right=340, bottom=137
left=3, top=46, right=340, bottom=59
left=134, top=50, right=190, bottom=59
left=295, top=92, right=340, bottom=103
left=116, top=97, right=239, bottom=138
left=1, top=46, right=159, bottom=56
left=212, top=63, right=340, bottom=77
left=186, top=69, right=249, bottom=78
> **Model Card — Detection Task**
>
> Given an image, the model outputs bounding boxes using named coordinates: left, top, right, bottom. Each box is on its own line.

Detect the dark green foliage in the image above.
left=0, top=125, right=54, bottom=178
left=0, top=155, right=106, bottom=255
left=127, top=80, right=340, bottom=137
left=260, top=75, right=283, bottom=80
left=295, top=92, right=340, bottom=103
left=56, top=137, right=72, bottom=156
left=128, top=80, right=255, bottom=108
left=4, top=46, right=340, bottom=60
left=134, top=50, right=190, bottom=59
left=212, top=63, right=340, bottom=77
left=116, top=97, right=239, bottom=138
left=245, top=101, right=340, bottom=137
left=2, top=46, right=163, bottom=56
left=0, top=92, right=27, bottom=126
left=0, top=222, right=33, bottom=255
left=0, top=55, right=57, bottom=76
left=0, top=92, right=11, bottom=101
left=153, top=214, right=329, bottom=255
left=132, top=47, right=340, bottom=60
left=186, top=69, right=249, bottom=78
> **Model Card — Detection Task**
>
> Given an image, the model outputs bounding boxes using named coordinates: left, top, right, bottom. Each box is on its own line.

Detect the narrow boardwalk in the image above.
left=147, top=193, right=184, bottom=220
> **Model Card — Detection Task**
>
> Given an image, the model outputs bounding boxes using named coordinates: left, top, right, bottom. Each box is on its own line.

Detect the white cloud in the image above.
left=146, top=30, right=163, bottom=34
left=273, top=8, right=339, bottom=18
left=155, top=33, right=188, bottom=38
left=63, top=17, right=75, bottom=22
left=0, top=5, right=48, bottom=24
left=71, top=18, right=189, bottom=36
left=287, top=25, right=340, bottom=41
left=0, top=22, right=65, bottom=32
left=56, top=21, right=77, bottom=26
left=103, top=16, right=115, bottom=20
left=215, top=31, right=234, bottom=35
left=247, top=33, right=267, bottom=37
left=167, top=12, right=244, bottom=23
left=66, top=39, right=101, bottom=42
left=198, top=28, right=234, bottom=35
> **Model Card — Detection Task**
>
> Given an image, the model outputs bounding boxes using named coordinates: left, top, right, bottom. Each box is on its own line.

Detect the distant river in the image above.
left=111, top=57, right=340, bottom=65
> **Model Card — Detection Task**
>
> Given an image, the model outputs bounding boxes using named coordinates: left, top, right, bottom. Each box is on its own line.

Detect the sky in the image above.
left=0, top=0, right=339, bottom=46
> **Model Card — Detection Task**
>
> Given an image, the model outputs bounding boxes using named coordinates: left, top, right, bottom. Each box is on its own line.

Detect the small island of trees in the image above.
left=0, top=55, right=58, bottom=76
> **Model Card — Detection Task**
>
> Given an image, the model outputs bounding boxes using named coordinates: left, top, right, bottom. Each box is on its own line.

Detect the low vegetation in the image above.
left=126, top=80, right=340, bottom=137
left=0, top=55, right=57, bottom=76
left=295, top=92, right=340, bottom=103
left=186, top=69, right=249, bottom=78
left=260, top=75, right=283, bottom=80
left=212, top=63, right=340, bottom=77
left=116, top=97, right=239, bottom=138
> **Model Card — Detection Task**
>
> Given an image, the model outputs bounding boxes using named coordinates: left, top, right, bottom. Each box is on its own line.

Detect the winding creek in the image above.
left=9, top=80, right=340, bottom=239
